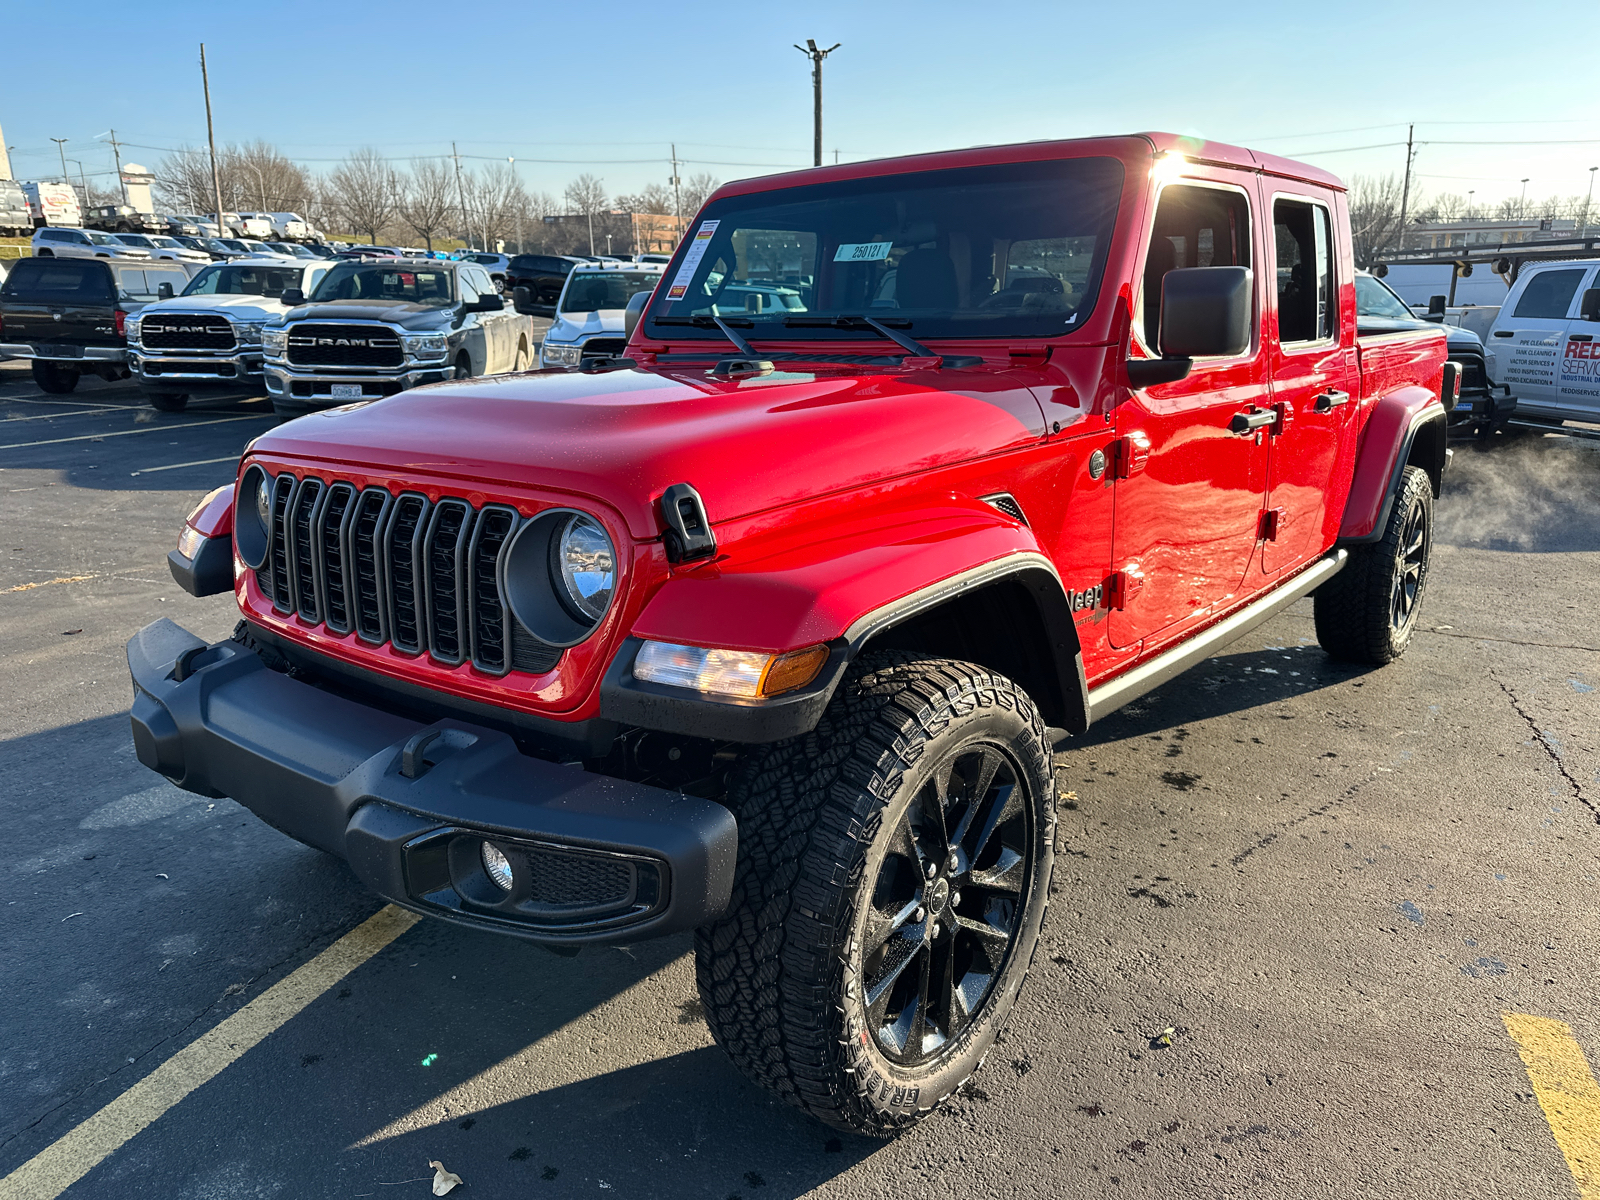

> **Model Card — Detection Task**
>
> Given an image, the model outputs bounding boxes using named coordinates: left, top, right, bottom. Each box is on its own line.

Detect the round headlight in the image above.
left=235, top=464, right=273, bottom=570
left=480, top=841, right=514, bottom=892
left=553, top=514, right=614, bottom=622
left=501, top=508, right=618, bottom=648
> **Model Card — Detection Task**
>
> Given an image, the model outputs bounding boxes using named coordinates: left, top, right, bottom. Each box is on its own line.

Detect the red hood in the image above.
left=248, top=363, right=1050, bottom=538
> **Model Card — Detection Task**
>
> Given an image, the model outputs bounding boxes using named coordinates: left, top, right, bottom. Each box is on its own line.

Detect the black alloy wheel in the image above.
left=1390, top=493, right=1428, bottom=637
left=861, top=743, right=1031, bottom=1066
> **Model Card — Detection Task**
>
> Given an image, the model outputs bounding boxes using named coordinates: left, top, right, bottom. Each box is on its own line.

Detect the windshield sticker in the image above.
left=833, top=241, right=893, bottom=263
left=666, top=220, right=719, bottom=300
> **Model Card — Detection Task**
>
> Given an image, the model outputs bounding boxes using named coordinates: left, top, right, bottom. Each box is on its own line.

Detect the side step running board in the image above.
left=1085, top=549, right=1347, bottom=726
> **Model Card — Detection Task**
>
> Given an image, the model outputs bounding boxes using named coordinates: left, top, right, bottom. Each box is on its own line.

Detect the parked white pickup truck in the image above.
left=126, top=256, right=332, bottom=412
left=1484, top=260, right=1600, bottom=426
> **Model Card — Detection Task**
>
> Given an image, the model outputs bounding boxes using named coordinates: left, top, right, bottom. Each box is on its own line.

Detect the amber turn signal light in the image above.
left=760, top=644, right=831, bottom=697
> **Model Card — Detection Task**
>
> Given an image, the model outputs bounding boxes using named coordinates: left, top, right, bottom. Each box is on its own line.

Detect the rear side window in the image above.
left=1512, top=269, right=1585, bottom=320
left=1273, top=199, right=1335, bottom=343
left=1, top=259, right=113, bottom=302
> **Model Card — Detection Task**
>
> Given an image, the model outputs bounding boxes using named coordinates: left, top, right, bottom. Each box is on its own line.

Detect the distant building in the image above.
left=120, top=163, right=156, bottom=214
left=1404, top=217, right=1577, bottom=250
left=542, top=210, right=684, bottom=256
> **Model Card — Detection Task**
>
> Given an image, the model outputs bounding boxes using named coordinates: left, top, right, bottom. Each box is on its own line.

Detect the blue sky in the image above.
left=6, top=0, right=1597, bottom=212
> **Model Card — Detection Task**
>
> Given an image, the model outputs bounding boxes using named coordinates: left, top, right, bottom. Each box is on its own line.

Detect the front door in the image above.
left=1493, top=264, right=1598, bottom=418
left=1262, top=192, right=1359, bottom=574
left=1109, top=176, right=1271, bottom=650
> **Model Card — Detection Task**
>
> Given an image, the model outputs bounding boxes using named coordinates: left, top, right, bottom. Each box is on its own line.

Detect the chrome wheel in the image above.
left=860, top=741, right=1032, bottom=1067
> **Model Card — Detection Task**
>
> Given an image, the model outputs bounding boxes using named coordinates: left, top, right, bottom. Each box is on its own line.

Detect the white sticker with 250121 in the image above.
left=833, top=242, right=893, bottom=263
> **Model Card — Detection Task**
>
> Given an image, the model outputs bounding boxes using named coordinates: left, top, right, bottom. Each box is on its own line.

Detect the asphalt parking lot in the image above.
left=2, top=362, right=1597, bottom=1199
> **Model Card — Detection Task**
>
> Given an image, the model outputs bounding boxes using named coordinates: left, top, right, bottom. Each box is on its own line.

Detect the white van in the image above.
left=21, top=182, right=82, bottom=228
left=1483, top=260, right=1600, bottom=424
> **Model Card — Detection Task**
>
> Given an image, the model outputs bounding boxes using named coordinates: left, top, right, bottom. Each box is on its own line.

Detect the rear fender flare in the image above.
left=1338, top=387, right=1447, bottom=544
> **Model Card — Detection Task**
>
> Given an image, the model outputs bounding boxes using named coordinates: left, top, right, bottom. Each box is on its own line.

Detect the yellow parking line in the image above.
left=0, top=905, right=419, bottom=1200
left=1504, top=1012, right=1600, bottom=1198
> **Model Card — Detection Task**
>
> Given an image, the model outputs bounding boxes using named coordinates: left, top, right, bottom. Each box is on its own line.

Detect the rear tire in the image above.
left=1314, top=463, right=1433, bottom=664
left=145, top=391, right=188, bottom=412
left=453, top=354, right=472, bottom=380
left=31, top=361, right=79, bottom=394
left=695, top=653, right=1055, bottom=1136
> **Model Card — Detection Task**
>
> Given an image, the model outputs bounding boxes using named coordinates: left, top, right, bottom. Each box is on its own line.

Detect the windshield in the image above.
left=183, top=263, right=305, bottom=297
left=85, top=231, right=118, bottom=246
left=117, top=235, right=156, bottom=248
left=151, top=237, right=183, bottom=248
left=1355, top=275, right=1414, bottom=320
left=560, top=271, right=661, bottom=313
left=310, top=263, right=455, bottom=305
left=646, top=156, right=1123, bottom=343
left=217, top=239, right=248, bottom=252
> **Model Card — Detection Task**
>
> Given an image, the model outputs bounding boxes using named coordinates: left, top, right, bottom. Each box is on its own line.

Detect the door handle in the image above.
left=1492, top=330, right=1515, bottom=338
left=1229, top=408, right=1276, bottom=435
left=1314, top=389, right=1350, bottom=412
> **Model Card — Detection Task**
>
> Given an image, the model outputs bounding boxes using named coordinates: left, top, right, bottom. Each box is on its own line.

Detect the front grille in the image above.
left=1452, top=352, right=1486, bottom=391
left=286, top=323, right=403, bottom=367
left=580, top=337, right=628, bottom=359
left=252, top=472, right=562, bottom=676
left=141, top=317, right=235, bottom=350
left=525, top=849, right=633, bottom=906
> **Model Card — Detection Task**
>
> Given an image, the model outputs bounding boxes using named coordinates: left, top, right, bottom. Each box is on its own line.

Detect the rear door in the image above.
left=0, top=258, right=116, bottom=351
left=1492, top=264, right=1596, bottom=417
left=1110, top=174, right=1272, bottom=650
left=1262, top=189, right=1358, bottom=573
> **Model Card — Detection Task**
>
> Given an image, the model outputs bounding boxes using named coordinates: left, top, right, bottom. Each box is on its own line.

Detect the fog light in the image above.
left=480, top=841, right=514, bottom=891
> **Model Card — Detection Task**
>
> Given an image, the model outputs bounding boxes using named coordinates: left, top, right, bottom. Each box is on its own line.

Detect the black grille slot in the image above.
left=385, top=495, right=430, bottom=653
left=512, top=621, right=563, bottom=674
left=141, top=317, right=235, bottom=350
left=348, top=489, right=391, bottom=643
left=290, top=478, right=325, bottom=623
left=1452, top=352, right=1486, bottom=390
left=287, top=323, right=404, bottom=367
left=525, top=849, right=632, bottom=906
left=261, top=473, right=296, bottom=612
left=424, top=500, right=474, bottom=665
left=980, top=492, right=1028, bottom=525
left=468, top=505, right=519, bottom=674
left=318, top=483, right=357, bottom=634
left=579, top=337, right=627, bottom=359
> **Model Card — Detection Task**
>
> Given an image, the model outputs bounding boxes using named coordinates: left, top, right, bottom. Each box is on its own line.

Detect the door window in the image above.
left=1140, top=184, right=1252, bottom=350
left=1513, top=269, right=1585, bottom=320
left=1273, top=200, right=1335, bottom=343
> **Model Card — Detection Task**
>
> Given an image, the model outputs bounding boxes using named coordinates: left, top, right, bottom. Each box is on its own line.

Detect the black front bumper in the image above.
left=126, top=619, right=737, bottom=946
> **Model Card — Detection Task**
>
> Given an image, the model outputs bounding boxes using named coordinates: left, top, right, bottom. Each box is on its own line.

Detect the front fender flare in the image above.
left=1339, top=386, right=1447, bottom=543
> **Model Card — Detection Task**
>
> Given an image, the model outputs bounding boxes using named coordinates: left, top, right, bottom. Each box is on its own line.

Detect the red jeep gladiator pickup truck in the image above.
left=129, top=133, right=1450, bottom=1135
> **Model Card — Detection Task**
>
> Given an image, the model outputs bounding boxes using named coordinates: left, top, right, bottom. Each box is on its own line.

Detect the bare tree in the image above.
left=1348, top=174, right=1405, bottom=267
left=400, top=158, right=455, bottom=251
left=1430, top=193, right=1466, bottom=222
left=329, top=148, right=401, bottom=244
left=154, top=147, right=221, bottom=215
left=678, top=172, right=721, bottom=218
left=466, top=163, right=529, bottom=250
left=563, top=173, right=609, bottom=217
left=155, top=141, right=314, bottom=218
left=615, top=183, right=674, bottom=215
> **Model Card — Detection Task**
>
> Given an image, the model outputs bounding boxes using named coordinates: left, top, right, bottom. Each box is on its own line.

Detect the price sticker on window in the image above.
left=666, top=220, right=719, bottom=300
left=832, top=241, right=893, bottom=263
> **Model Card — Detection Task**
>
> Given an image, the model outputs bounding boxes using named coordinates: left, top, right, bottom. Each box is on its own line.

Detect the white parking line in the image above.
left=1, top=407, right=116, bottom=422
left=0, top=413, right=271, bottom=451
left=0, top=905, right=419, bottom=1200
left=129, top=455, right=240, bottom=477
left=0, top=394, right=138, bottom=409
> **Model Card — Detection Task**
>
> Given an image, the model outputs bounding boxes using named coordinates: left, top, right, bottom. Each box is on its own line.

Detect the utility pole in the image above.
left=669, top=142, right=682, bottom=223
left=451, top=142, right=468, bottom=248
left=200, top=45, right=225, bottom=234
left=793, top=39, right=840, bottom=168
left=509, top=156, right=523, bottom=253
left=51, top=138, right=69, bottom=184
left=1582, top=167, right=1598, bottom=239
left=1394, top=123, right=1414, bottom=255
left=69, top=159, right=89, bottom=208
left=106, top=129, right=128, bottom=205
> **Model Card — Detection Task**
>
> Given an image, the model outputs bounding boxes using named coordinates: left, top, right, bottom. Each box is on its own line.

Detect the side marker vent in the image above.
left=980, top=492, right=1028, bottom=526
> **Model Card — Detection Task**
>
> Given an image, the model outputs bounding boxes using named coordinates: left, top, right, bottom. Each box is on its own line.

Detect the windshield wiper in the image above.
left=652, top=313, right=759, bottom=357
left=783, top=314, right=933, bottom=357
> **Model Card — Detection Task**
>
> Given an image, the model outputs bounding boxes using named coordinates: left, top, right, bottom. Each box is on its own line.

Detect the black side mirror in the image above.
left=623, top=289, right=650, bottom=340
left=1426, top=294, right=1447, bottom=321
left=157, top=282, right=175, bottom=300
left=1129, top=266, right=1252, bottom=389
left=473, top=292, right=504, bottom=312
left=1582, top=288, right=1600, bottom=324
left=512, top=285, right=537, bottom=315
left=279, top=288, right=304, bottom=307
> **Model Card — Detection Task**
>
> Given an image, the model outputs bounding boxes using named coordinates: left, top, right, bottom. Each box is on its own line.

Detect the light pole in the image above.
left=1467, top=190, right=1474, bottom=220
left=68, top=159, right=90, bottom=208
left=793, top=39, right=841, bottom=168
left=1582, top=167, right=1598, bottom=240
left=509, top=156, right=523, bottom=253
left=50, top=137, right=68, bottom=184
left=1519, top=178, right=1529, bottom=219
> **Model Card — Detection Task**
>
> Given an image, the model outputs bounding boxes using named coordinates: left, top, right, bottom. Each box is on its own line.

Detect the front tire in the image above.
left=696, top=653, right=1055, bottom=1136
left=31, top=361, right=79, bottom=394
left=144, top=390, right=188, bottom=412
left=1314, top=463, right=1433, bottom=664
left=453, top=354, right=472, bottom=380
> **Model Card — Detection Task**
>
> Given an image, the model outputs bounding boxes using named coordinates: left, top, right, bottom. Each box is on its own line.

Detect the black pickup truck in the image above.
left=0, top=257, right=191, bottom=393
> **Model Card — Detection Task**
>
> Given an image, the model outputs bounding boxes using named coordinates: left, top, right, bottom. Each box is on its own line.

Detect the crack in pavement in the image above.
left=0, top=911, right=375, bottom=1151
left=1230, top=769, right=1386, bottom=868
left=1494, top=673, right=1599, bottom=825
